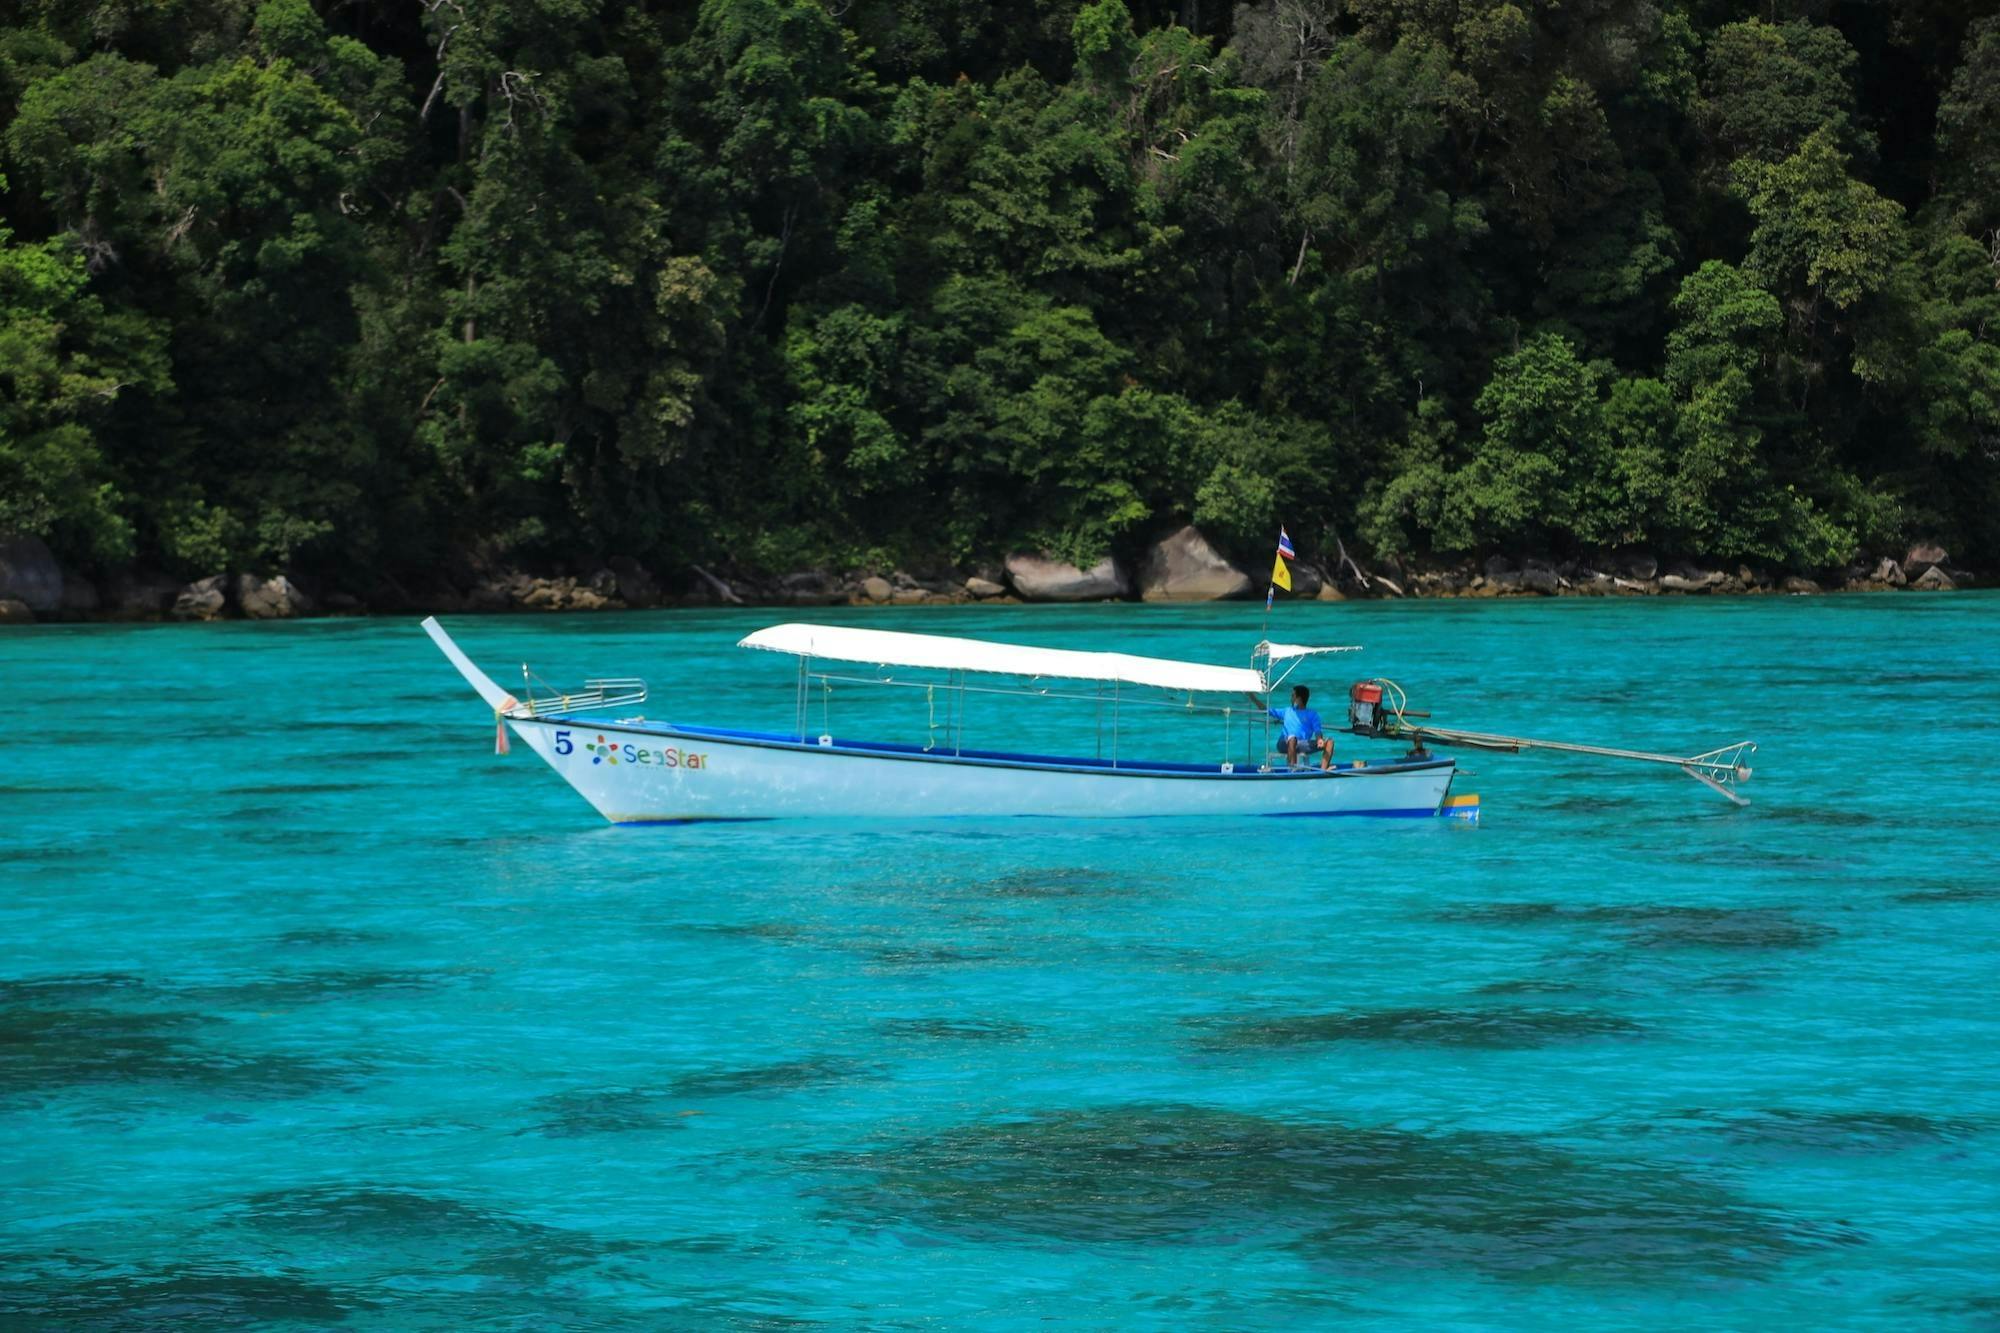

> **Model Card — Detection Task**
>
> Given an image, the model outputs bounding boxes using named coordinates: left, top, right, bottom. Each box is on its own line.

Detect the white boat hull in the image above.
left=420, top=616, right=1462, bottom=824
left=507, top=719, right=1456, bottom=823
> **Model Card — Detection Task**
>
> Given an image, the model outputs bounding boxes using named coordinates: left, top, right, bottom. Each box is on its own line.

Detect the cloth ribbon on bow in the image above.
left=494, top=694, right=520, bottom=755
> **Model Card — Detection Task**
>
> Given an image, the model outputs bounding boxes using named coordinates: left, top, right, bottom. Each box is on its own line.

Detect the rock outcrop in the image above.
left=1904, top=542, right=1948, bottom=576
left=172, top=575, right=230, bottom=620
left=608, top=556, right=662, bottom=608
left=1517, top=565, right=1560, bottom=594
left=1660, top=566, right=1723, bottom=593
left=1913, top=565, right=1956, bottom=591
left=467, top=570, right=619, bottom=612
left=235, top=573, right=314, bottom=620
left=0, top=535, right=63, bottom=612
left=1005, top=553, right=1130, bottom=601
left=0, top=598, right=33, bottom=624
left=964, top=576, right=1006, bottom=599
left=1617, top=551, right=1659, bottom=581
left=1139, top=526, right=1251, bottom=601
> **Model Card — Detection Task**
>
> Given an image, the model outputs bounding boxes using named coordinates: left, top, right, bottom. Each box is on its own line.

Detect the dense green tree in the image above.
left=1700, top=19, right=1865, bottom=168
left=0, top=172, right=169, bottom=560
left=3, top=0, right=1998, bottom=592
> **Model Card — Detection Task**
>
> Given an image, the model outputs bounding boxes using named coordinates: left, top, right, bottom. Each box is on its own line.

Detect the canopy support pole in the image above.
left=795, top=655, right=808, bottom=742
left=1112, top=680, right=1121, bottom=769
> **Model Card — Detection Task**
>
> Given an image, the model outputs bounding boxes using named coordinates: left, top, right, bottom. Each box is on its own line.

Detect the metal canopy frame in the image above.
left=788, top=661, right=1278, bottom=771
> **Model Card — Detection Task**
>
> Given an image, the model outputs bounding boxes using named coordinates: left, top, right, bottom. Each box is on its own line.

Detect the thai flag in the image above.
left=1277, top=528, right=1295, bottom=561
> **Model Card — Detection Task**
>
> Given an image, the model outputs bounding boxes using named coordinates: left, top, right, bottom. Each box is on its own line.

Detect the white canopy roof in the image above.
left=738, top=623, right=1266, bottom=694
left=1263, top=642, right=1362, bottom=661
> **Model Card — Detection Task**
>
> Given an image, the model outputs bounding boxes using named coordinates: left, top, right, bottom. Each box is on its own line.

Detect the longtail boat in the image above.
left=422, top=618, right=1753, bottom=824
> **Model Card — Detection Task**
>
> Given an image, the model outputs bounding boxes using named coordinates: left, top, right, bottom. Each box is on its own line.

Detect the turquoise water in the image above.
left=3, top=596, right=1998, bottom=1328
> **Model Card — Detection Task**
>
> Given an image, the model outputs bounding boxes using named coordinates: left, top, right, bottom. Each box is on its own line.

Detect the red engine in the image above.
left=1348, top=680, right=1385, bottom=734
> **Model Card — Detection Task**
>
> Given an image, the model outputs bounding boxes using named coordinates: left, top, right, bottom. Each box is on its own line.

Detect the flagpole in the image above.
left=1260, top=523, right=1290, bottom=683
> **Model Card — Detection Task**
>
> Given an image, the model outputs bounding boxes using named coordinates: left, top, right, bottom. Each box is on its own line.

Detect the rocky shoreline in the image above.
left=0, top=527, right=1976, bottom=625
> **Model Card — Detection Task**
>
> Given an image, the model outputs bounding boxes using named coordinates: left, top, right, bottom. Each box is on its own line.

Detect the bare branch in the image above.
left=419, top=69, right=447, bottom=124
left=416, top=376, right=446, bottom=417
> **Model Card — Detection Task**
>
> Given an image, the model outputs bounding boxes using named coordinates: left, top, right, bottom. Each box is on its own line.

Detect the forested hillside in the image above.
left=4, top=0, right=1998, bottom=595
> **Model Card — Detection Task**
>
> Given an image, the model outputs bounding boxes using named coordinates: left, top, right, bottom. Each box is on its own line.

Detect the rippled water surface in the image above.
left=3, top=596, right=1997, bottom=1327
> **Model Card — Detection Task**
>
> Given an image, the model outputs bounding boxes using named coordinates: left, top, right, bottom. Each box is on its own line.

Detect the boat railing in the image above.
left=801, top=668, right=1278, bottom=769
left=509, top=676, right=649, bottom=718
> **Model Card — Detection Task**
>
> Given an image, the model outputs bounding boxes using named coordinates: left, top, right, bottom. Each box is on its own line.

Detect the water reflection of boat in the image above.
left=422, top=618, right=1465, bottom=824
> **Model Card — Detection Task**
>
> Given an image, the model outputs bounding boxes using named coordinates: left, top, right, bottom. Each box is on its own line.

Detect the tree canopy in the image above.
left=3, top=0, right=1995, bottom=586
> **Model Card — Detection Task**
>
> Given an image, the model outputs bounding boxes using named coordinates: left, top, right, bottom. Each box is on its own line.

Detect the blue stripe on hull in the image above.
left=608, top=807, right=1446, bottom=825
left=533, top=717, right=1454, bottom=784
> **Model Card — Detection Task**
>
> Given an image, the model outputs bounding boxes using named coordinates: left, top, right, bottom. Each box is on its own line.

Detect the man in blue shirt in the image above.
left=1247, top=684, right=1335, bottom=769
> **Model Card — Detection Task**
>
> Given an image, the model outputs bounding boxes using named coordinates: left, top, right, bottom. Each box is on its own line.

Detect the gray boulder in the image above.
left=1005, top=553, right=1131, bottom=602
left=1517, top=566, right=1560, bottom=594
left=1872, top=557, right=1906, bottom=587
left=520, top=577, right=574, bottom=610
left=779, top=569, right=831, bottom=593
left=1139, top=526, right=1251, bottom=601
left=1913, top=565, right=1956, bottom=591
left=235, top=573, right=314, bottom=620
left=609, top=556, right=662, bottom=608
left=1905, top=542, right=1948, bottom=575
left=172, top=575, right=229, bottom=620
left=964, top=576, right=1007, bottom=599
left=860, top=575, right=893, bottom=603
left=1617, top=550, right=1659, bottom=581
left=1661, top=567, right=1723, bottom=593
left=0, top=535, right=63, bottom=612
left=780, top=570, right=843, bottom=606
left=0, top=598, right=33, bottom=625
left=467, top=579, right=514, bottom=611
left=1482, top=554, right=1516, bottom=578
left=1780, top=576, right=1821, bottom=595
left=1576, top=569, right=1617, bottom=594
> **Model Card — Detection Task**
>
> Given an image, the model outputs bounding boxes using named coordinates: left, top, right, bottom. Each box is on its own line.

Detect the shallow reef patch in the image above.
left=1191, top=1005, right=1644, bottom=1050
left=519, top=1085, right=688, bottom=1137
left=0, top=1003, right=363, bottom=1099
left=1436, top=901, right=1835, bottom=950
left=667, top=1057, right=869, bottom=1099
left=1647, top=1108, right=1980, bottom=1155
left=235, top=1185, right=628, bottom=1284
left=0, top=1268, right=366, bottom=1327
left=817, top=1104, right=1838, bottom=1283
left=876, top=1017, right=1033, bottom=1043
left=971, top=867, right=1134, bottom=899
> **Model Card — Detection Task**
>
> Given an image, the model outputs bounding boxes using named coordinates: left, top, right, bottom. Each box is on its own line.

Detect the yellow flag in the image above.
left=1270, top=552, right=1293, bottom=592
